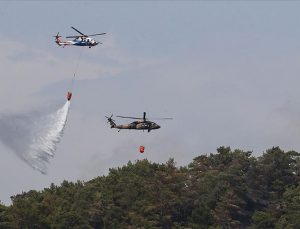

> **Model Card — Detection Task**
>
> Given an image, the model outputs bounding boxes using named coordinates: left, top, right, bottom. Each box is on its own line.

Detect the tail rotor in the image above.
left=53, top=32, right=62, bottom=39
left=53, top=32, right=62, bottom=46
left=105, top=114, right=116, bottom=128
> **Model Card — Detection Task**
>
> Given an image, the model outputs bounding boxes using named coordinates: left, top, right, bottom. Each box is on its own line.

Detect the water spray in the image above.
left=0, top=48, right=83, bottom=174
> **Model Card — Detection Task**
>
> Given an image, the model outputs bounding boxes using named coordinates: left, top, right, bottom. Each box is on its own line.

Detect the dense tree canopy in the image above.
left=1, top=146, right=300, bottom=228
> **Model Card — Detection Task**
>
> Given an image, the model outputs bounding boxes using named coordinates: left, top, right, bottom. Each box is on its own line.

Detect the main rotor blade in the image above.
left=66, top=35, right=82, bottom=38
left=116, top=114, right=172, bottom=121
left=87, top=33, right=106, bottom=37
left=150, top=118, right=173, bottom=120
left=116, top=115, right=142, bottom=120
left=71, top=26, right=86, bottom=36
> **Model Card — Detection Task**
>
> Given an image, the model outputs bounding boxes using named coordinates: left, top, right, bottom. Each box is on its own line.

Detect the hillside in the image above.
left=1, top=146, right=300, bottom=228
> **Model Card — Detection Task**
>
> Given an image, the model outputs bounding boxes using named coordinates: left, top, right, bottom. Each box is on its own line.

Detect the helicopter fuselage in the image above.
left=72, top=37, right=98, bottom=47
left=114, top=121, right=160, bottom=131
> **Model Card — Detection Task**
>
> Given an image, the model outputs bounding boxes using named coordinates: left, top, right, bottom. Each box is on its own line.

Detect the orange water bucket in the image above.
left=67, top=92, right=72, bottom=101
left=139, top=145, right=145, bottom=153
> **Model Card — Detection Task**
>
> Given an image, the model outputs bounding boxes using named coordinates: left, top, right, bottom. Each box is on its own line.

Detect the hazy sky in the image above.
left=1, top=1, right=300, bottom=204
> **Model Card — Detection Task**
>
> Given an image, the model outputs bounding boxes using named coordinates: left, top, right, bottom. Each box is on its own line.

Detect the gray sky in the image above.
left=1, top=1, right=300, bottom=204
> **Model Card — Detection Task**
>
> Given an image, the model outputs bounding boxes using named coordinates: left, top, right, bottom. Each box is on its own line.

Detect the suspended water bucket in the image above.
left=67, top=92, right=72, bottom=101
left=139, top=145, right=145, bottom=153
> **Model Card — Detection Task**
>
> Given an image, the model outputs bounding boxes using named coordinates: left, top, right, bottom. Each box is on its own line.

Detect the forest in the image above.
left=0, top=146, right=300, bottom=228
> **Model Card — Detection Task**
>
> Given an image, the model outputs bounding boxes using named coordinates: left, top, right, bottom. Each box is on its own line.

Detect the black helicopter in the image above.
left=106, top=112, right=172, bottom=132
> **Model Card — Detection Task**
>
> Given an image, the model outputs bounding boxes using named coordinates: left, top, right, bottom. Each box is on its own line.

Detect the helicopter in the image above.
left=106, top=112, right=172, bottom=132
left=54, top=26, right=106, bottom=48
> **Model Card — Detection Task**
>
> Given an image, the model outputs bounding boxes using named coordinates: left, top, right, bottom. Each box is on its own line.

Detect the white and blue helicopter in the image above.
left=54, top=27, right=106, bottom=48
